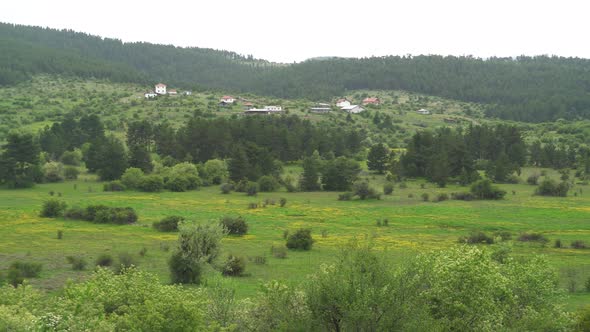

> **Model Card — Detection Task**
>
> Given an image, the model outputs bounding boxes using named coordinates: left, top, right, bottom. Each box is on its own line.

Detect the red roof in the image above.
left=362, top=97, right=380, bottom=104
left=169, top=89, right=177, bottom=92
left=221, top=95, right=234, bottom=99
left=155, top=83, right=166, bottom=87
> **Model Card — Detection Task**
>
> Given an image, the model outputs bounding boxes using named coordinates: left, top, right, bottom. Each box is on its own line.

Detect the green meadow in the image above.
left=1, top=167, right=589, bottom=309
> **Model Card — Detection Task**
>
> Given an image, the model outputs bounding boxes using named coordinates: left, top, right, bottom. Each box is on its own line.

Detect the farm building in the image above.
left=244, top=106, right=284, bottom=115
left=155, top=83, right=167, bottom=95
left=220, top=95, right=235, bottom=104
left=168, top=89, right=178, bottom=95
left=362, top=97, right=380, bottom=106
left=341, top=105, right=365, bottom=114
left=336, top=98, right=351, bottom=108
left=144, top=91, right=157, bottom=98
left=416, top=108, right=431, bottom=115
left=310, top=103, right=331, bottom=113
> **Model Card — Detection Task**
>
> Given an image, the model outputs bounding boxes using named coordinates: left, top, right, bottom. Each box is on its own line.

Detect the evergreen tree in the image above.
left=300, top=151, right=322, bottom=191
left=0, top=132, right=41, bottom=188
left=321, top=157, right=361, bottom=191
left=128, top=146, right=153, bottom=173
left=367, top=143, right=389, bottom=174
left=228, top=145, right=250, bottom=182
left=86, top=136, right=128, bottom=181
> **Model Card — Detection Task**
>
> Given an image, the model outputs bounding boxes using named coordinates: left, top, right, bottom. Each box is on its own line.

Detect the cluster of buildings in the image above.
left=218, top=95, right=284, bottom=115
left=144, top=83, right=189, bottom=98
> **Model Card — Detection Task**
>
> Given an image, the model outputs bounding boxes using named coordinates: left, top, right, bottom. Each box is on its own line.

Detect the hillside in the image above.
left=2, top=22, right=590, bottom=122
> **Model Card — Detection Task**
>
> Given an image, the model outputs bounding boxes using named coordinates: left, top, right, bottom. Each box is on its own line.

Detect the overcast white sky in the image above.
left=2, top=0, right=589, bottom=63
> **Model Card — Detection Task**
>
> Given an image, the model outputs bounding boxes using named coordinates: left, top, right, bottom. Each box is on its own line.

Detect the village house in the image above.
left=310, top=103, right=331, bottom=114
left=242, top=102, right=255, bottom=110
left=144, top=91, right=157, bottom=98
left=341, top=105, right=365, bottom=114
left=168, top=89, right=178, bottom=95
left=220, top=95, right=235, bottom=104
left=362, top=97, right=380, bottom=106
left=184, top=91, right=192, bottom=96
left=244, top=105, right=284, bottom=115
left=336, top=98, right=351, bottom=108
left=155, top=83, right=167, bottom=95
left=416, top=108, right=431, bottom=115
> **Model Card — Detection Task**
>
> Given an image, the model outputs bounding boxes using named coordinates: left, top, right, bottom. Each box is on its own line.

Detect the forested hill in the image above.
left=2, top=22, right=590, bottom=122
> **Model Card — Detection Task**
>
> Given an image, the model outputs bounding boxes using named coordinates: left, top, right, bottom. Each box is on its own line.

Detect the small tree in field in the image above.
left=286, top=229, right=314, bottom=250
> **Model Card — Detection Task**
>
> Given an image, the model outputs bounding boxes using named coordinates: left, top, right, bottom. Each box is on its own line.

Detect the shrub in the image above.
left=139, top=247, right=148, bottom=257
left=57, top=230, right=63, bottom=239
left=421, top=193, right=429, bottom=201
left=64, top=206, right=86, bottom=220
left=586, top=277, right=590, bottom=292
left=517, top=233, right=549, bottom=244
left=60, top=150, right=82, bottom=166
left=94, top=207, right=138, bottom=224
left=338, top=192, right=353, bottom=201
left=235, top=179, right=250, bottom=192
left=246, top=182, right=259, bottom=196
left=40, top=199, right=67, bottom=217
left=42, top=161, right=64, bottom=182
left=451, top=192, right=474, bottom=201
left=535, top=178, right=569, bottom=197
left=399, top=182, right=408, bottom=189
left=470, top=179, right=506, bottom=200
left=571, top=240, right=587, bottom=249
left=9, top=261, right=42, bottom=278
left=103, top=180, right=126, bottom=192
left=459, top=232, right=494, bottom=244
left=115, top=252, right=137, bottom=274
left=247, top=202, right=259, bottom=209
left=169, top=251, right=202, bottom=284
left=153, top=216, right=185, bottom=232
left=252, top=255, right=267, bottom=265
left=138, top=175, right=164, bottom=192
left=353, top=181, right=380, bottom=200
left=121, top=167, right=145, bottom=189
left=271, top=245, right=287, bottom=258
left=554, top=239, right=562, bottom=248
left=383, top=182, right=394, bottom=195
left=165, top=175, right=192, bottom=192
left=258, top=175, right=280, bottom=192
left=527, top=174, right=540, bottom=185
left=220, top=183, right=233, bottom=194
left=435, top=193, right=449, bottom=202
left=66, top=256, right=87, bottom=271
left=279, top=197, right=287, bottom=207
left=286, top=229, right=314, bottom=250
left=220, top=215, right=248, bottom=235
left=222, top=255, right=246, bottom=276
left=63, top=166, right=80, bottom=180
left=95, top=253, right=114, bottom=267
left=494, top=231, right=512, bottom=241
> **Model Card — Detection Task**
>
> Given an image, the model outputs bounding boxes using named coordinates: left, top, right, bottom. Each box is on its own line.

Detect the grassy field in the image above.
left=1, top=167, right=589, bottom=309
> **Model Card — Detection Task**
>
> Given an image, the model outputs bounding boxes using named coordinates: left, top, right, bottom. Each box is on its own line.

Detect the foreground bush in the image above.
left=220, top=215, right=248, bottom=235
left=153, top=216, right=184, bottom=232
left=222, top=255, right=246, bottom=276
left=286, top=229, right=314, bottom=250
left=40, top=199, right=67, bottom=217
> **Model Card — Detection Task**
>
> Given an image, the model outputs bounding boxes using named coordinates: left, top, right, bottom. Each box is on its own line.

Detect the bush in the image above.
left=434, top=193, right=449, bottom=202
left=554, top=239, right=562, bottom=248
left=63, top=166, right=80, bottom=180
left=353, top=181, right=380, bottom=200
left=60, top=150, right=82, bottom=166
left=42, top=161, right=64, bottom=182
left=571, top=240, right=587, bottom=249
left=66, top=256, right=87, bottom=271
left=40, top=199, right=67, bottom=217
left=258, top=175, right=280, bottom=192
left=95, top=253, right=114, bottom=267
left=64, top=206, right=86, bottom=220
left=66, top=205, right=138, bottom=224
left=115, top=252, right=137, bottom=274
left=421, top=193, right=430, bottom=201
left=494, top=231, right=512, bottom=241
left=470, top=179, right=506, bottom=200
left=220, top=183, right=233, bottom=194
left=221, top=255, right=246, bottom=276
left=383, top=182, right=394, bottom=195
left=459, top=232, right=494, bottom=244
left=138, top=175, right=164, bottom=192
left=103, top=180, right=126, bottom=192
left=451, top=192, right=474, bottom=201
left=246, top=182, right=259, bottom=196
left=535, top=178, right=569, bottom=197
left=220, top=215, right=248, bottom=235
left=527, top=174, right=540, bottom=185
left=279, top=197, right=287, bottom=207
left=57, top=229, right=63, bottom=239
left=247, top=202, right=259, bottom=209
left=165, top=175, right=192, bottom=192
left=9, top=261, right=42, bottom=278
left=338, top=192, right=353, bottom=201
left=286, top=229, right=314, bottom=250
left=121, top=167, right=145, bottom=189
left=271, top=245, right=287, bottom=258
left=169, top=251, right=202, bottom=284
left=153, top=216, right=184, bottom=232
left=517, top=233, right=549, bottom=244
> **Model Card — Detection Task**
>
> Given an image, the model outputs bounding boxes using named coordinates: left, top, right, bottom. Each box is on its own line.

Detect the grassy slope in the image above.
left=0, top=167, right=589, bottom=309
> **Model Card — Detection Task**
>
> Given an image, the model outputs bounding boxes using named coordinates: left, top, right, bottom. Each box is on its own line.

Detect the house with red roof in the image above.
left=336, top=98, right=351, bottom=108
left=155, top=83, right=167, bottom=95
left=220, top=95, right=235, bottom=104
left=362, top=97, right=381, bottom=106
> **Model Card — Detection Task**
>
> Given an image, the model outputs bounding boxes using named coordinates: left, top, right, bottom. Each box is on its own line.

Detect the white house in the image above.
left=336, top=98, right=351, bottom=108
left=416, top=108, right=431, bottom=115
left=155, top=83, right=167, bottom=95
left=144, top=91, right=157, bottom=99
left=220, top=95, right=235, bottom=104
left=168, top=89, right=178, bottom=95
left=264, top=105, right=282, bottom=111
left=341, top=105, right=364, bottom=114
left=184, top=91, right=192, bottom=96
left=244, top=105, right=284, bottom=115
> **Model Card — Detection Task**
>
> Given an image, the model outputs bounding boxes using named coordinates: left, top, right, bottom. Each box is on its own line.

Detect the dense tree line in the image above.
left=2, top=23, right=590, bottom=122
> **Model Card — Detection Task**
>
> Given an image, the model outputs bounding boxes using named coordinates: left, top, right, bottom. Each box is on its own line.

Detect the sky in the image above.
left=2, top=0, right=589, bottom=63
